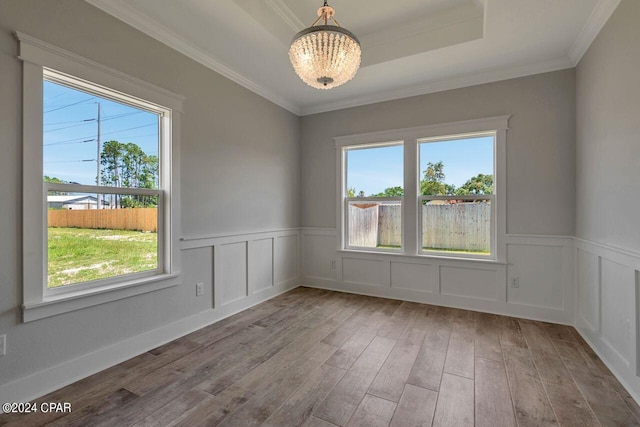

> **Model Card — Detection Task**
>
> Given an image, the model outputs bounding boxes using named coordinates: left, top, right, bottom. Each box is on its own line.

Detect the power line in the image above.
left=43, top=91, right=71, bottom=103
left=44, top=132, right=159, bottom=148
left=44, top=97, right=96, bottom=113
left=44, top=159, right=96, bottom=164
left=44, top=120, right=96, bottom=133
left=45, top=118, right=95, bottom=126
left=102, top=111, right=145, bottom=122
left=43, top=111, right=143, bottom=127
left=43, top=123, right=156, bottom=146
left=101, top=122, right=158, bottom=137
left=44, top=139, right=96, bottom=147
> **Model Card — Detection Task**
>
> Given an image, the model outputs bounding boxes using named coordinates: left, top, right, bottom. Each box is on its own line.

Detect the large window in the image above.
left=43, top=72, right=164, bottom=290
left=20, top=33, right=182, bottom=321
left=344, top=143, right=404, bottom=251
left=336, top=117, right=508, bottom=261
left=419, top=134, right=495, bottom=258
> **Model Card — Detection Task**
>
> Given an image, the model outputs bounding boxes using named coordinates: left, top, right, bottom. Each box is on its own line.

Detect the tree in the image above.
left=101, top=140, right=124, bottom=187
left=371, top=186, right=404, bottom=197
left=420, top=161, right=455, bottom=196
left=100, top=140, right=159, bottom=208
left=456, top=174, right=493, bottom=195
left=44, top=175, right=69, bottom=195
left=347, top=187, right=357, bottom=198
left=44, top=175, right=67, bottom=184
left=144, top=155, right=159, bottom=189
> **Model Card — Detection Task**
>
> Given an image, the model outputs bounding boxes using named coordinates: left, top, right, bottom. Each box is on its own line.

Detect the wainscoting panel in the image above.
left=342, top=257, right=388, bottom=287
left=576, top=248, right=600, bottom=333
left=249, top=238, right=274, bottom=294
left=302, top=230, right=336, bottom=281
left=219, top=241, right=248, bottom=305
left=300, top=228, right=573, bottom=325
left=182, top=228, right=301, bottom=309
left=601, top=258, right=635, bottom=368
left=390, top=261, right=435, bottom=292
left=440, top=266, right=497, bottom=301
left=275, top=234, right=298, bottom=285
left=575, top=238, right=640, bottom=405
left=506, top=243, right=565, bottom=309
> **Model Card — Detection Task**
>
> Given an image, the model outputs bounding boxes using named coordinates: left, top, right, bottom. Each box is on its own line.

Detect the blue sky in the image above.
left=43, top=80, right=159, bottom=185
left=346, top=136, right=494, bottom=196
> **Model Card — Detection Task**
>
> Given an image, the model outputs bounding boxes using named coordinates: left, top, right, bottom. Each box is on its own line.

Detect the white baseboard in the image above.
left=304, top=279, right=573, bottom=325
left=0, top=281, right=298, bottom=407
left=575, top=326, right=640, bottom=407
left=574, top=237, right=640, bottom=405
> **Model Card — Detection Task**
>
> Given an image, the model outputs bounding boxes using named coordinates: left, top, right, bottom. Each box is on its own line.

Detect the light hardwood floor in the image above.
left=2, top=287, right=639, bottom=426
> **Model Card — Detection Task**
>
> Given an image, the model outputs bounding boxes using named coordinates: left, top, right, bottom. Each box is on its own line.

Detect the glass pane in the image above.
left=421, top=199, right=491, bottom=255
left=43, top=79, right=160, bottom=188
left=346, top=144, right=403, bottom=197
left=47, top=191, right=159, bottom=288
left=348, top=200, right=401, bottom=250
left=419, top=135, right=494, bottom=196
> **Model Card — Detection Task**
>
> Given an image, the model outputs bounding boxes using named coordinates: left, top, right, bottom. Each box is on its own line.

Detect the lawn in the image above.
left=47, top=227, right=158, bottom=288
left=377, top=245, right=490, bottom=256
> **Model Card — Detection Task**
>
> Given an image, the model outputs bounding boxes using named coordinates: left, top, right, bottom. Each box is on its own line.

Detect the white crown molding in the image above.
left=568, top=0, right=621, bottom=65
left=300, top=56, right=574, bottom=116
left=266, top=0, right=305, bottom=32
left=84, top=0, right=611, bottom=118
left=83, top=0, right=302, bottom=115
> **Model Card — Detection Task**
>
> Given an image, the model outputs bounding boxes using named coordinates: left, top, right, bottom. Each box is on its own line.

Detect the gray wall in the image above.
left=576, top=0, right=640, bottom=252
left=300, top=70, right=577, bottom=236
left=0, top=0, right=299, bottom=386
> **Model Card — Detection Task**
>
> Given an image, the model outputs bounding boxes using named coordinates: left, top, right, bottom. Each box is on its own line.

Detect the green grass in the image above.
left=376, top=245, right=490, bottom=256
left=422, top=247, right=491, bottom=256
left=47, top=227, right=157, bottom=288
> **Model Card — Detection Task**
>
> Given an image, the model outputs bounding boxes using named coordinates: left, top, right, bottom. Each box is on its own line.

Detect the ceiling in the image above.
left=85, top=0, right=620, bottom=116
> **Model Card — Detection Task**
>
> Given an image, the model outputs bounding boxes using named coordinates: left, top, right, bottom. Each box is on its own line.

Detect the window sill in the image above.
left=22, top=273, right=180, bottom=322
left=337, top=249, right=507, bottom=265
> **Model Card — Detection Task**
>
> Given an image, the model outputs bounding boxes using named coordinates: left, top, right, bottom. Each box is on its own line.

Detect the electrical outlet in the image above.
left=510, top=277, right=520, bottom=288
left=196, top=283, right=204, bottom=297
left=0, top=335, right=6, bottom=357
left=330, top=260, right=336, bottom=270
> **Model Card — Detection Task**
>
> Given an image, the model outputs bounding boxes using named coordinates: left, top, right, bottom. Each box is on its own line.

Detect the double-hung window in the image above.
left=343, top=142, right=404, bottom=252
left=336, top=116, right=508, bottom=262
left=418, top=133, right=496, bottom=258
left=19, top=33, right=183, bottom=321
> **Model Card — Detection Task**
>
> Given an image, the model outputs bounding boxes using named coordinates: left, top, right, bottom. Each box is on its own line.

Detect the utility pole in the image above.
left=96, top=101, right=101, bottom=209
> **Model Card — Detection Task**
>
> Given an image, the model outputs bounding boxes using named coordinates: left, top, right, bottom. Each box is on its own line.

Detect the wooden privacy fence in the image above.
left=378, top=204, right=402, bottom=247
left=348, top=202, right=490, bottom=251
left=48, top=208, right=158, bottom=232
left=422, top=203, right=490, bottom=251
left=348, top=204, right=378, bottom=247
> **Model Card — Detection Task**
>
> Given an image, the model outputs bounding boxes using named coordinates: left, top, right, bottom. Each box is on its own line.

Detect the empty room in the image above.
left=0, top=0, right=639, bottom=425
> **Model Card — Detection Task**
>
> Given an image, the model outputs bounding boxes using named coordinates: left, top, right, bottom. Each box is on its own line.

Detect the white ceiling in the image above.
left=85, top=0, right=621, bottom=116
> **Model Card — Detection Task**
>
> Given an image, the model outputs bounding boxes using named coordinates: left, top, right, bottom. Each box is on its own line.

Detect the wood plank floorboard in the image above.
left=2, top=287, right=639, bottom=427
left=390, top=384, right=437, bottom=427
left=475, top=356, right=516, bottom=427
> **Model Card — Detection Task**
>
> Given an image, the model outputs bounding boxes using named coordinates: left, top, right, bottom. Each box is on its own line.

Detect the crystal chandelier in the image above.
left=289, top=1, right=361, bottom=90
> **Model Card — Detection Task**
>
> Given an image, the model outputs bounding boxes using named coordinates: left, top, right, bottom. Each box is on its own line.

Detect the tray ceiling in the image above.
left=85, top=0, right=620, bottom=115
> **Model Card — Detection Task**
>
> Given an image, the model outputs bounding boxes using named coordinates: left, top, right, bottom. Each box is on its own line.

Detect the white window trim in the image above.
left=18, top=32, right=184, bottom=322
left=335, top=115, right=509, bottom=263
